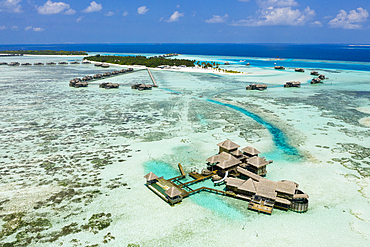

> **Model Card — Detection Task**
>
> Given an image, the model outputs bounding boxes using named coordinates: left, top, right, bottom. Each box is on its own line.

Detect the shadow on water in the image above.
left=206, top=99, right=300, bottom=157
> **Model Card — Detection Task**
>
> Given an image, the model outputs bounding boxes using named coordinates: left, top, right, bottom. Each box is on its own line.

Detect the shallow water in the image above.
left=0, top=54, right=370, bottom=246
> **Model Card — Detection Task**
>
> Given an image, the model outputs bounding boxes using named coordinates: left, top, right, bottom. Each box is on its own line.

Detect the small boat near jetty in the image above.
left=294, top=68, right=305, bottom=72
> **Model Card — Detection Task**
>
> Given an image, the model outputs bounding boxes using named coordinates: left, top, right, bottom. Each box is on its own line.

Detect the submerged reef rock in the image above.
left=81, top=213, right=113, bottom=234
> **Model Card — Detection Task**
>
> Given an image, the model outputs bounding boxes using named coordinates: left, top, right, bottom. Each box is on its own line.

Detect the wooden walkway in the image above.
left=181, top=171, right=215, bottom=187
left=146, top=68, right=158, bottom=87
left=88, top=69, right=142, bottom=84
left=168, top=164, right=186, bottom=181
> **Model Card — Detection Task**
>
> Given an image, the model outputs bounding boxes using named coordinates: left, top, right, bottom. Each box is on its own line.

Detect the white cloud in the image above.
left=33, top=27, right=44, bottom=31
left=137, top=6, right=148, bottom=15
left=166, top=11, right=184, bottom=22
left=176, top=5, right=180, bottom=8
left=82, top=1, right=102, bottom=13
left=37, top=1, right=75, bottom=15
left=64, top=8, right=75, bottom=15
left=238, top=0, right=250, bottom=2
left=11, top=25, right=18, bottom=30
left=257, top=0, right=298, bottom=7
left=309, top=21, right=322, bottom=27
left=24, top=26, right=44, bottom=31
left=76, top=16, right=83, bottom=22
left=232, top=0, right=315, bottom=26
left=328, top=7, right=369, bottom=29
left=122, top=10, right=128, bottom=16
left=0, top=26, right=6, bottom=30
left=0, top=0, right=22, bottom=13
left=205, top=14, right=228, bottom=23
left=105, top=11, right=114, bottom=16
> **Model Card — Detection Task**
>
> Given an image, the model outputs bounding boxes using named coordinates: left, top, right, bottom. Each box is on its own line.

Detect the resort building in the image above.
left=225, top=167, right=308, bottom=214
left=144, top=140, right=309, bottom=215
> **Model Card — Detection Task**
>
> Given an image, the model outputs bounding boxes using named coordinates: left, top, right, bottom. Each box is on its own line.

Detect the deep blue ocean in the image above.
left=1, top=43, right=370, bottom=71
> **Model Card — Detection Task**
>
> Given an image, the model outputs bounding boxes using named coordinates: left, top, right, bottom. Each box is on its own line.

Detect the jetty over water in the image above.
left=145, top=140, right=309, bottom=215
left=146, top=68, right=158, bottom=87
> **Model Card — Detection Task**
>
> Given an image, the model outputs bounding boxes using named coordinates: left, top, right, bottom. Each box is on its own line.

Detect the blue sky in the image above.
left=0, top=0, right=369, bottom=44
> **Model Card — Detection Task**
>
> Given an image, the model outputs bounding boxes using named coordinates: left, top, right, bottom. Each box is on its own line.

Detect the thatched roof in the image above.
left=165, top=187, right=181, bottom=198
left=217, top=140, right=240, bottom=151
left=225, top=177, right=245, bottom=188
left=256, top=179, right=277, bottom=200
left=144, top=172, right=159, bottom=181
left=247, top=156, right=269, bottom=168
left=231, top=149, right=244, bottom=157
left=206, top=155, right=219, bottom=164
left=276, top=180, right=297, bottom=195
left=238, top=178, right=257, bottom=193
left=206, top=152, right=241, bottom=168
left=241, top=146, right=260, bottom=156
left=236, top=167, right=264, bottom=182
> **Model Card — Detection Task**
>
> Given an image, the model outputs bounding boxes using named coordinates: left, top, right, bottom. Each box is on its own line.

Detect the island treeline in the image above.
left=0, top=50, right=88, bottom=55
left=85, top=55, right=195, bottom=68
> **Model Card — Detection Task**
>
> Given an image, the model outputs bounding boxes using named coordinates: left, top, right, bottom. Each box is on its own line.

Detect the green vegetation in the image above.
left=85, top=55, right=195, bottom=68
left=0, top=50, right=88, bottom=55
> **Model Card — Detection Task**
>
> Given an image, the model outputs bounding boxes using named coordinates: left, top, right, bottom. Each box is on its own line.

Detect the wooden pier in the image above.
left=146, top=68, right=158, bottom=87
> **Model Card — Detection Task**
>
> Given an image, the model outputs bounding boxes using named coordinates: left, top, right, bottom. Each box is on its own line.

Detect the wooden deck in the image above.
left=248, top=201, right=273, bottom=215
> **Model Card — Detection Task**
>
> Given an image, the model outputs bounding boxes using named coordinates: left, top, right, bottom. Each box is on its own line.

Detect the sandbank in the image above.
left=356, top=107, right=370, bottom=114
left=359, top=117, right=370, bottom=127
left=89, top=60, right=249, bottom=75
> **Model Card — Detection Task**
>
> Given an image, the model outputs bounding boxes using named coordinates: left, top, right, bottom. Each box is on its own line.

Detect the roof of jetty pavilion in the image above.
left=217, top=140, right=240, bottom=151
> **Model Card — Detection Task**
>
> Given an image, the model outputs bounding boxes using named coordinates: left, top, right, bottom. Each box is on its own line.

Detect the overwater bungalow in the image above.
left=131, top=83, right=153, bottom=90
left=8, top=62, right=20, bottom=66
left=310, top=71, right=319, bottom=75
left=70, top=61, right=80, bottom=65
left=82, top=76, right=93, bottom=81
left=119, top=69, right=127, bottom=73
left=246, top=83, right=268, bottom=90
left=274, top=66, right=285, bottom=70
left=21, top=63, right=32, bottom=66
left=82, top=60, right=91, bottom=64
left=311, top=78, right=322, bottom=84
left=95, top=62, right=102, bottom=67
left=58, top=61, right=68, bottom=65
left=101, top=63, right=110, bottom=68
left=69, top=78, right=88, bottom=88
left=144, top=139, right=309, bottom=214
left=34, top=62, right=44, bottom=66
left=102, top=72, right=111, bottom=77
left=46, top=62, right=56, bottom=65
left=111, top=70, right=119, bottom=75
left=0, top=62, right=8, bottom=65
left=294, top=68, right=305, bottom=72
left=127, top=68, right=133, bottom=72
left=225, top=168, right=308, bottom=214
left=318, top=74, right=325, bottom=80
left=93, top=74, right=102, bottom=79
left=99, top=82, right=119, bottom=89
left=284, top=81, right=301, bottom=87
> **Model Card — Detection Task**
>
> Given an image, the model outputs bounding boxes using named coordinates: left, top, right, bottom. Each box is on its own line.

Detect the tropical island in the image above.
left=0, top=50, right=88, bottom=55
left=85, top=54, right=196, bottom=68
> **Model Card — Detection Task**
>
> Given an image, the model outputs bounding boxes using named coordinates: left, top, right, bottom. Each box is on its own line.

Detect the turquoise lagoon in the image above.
left=0, top=54, right=369, bottom=246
